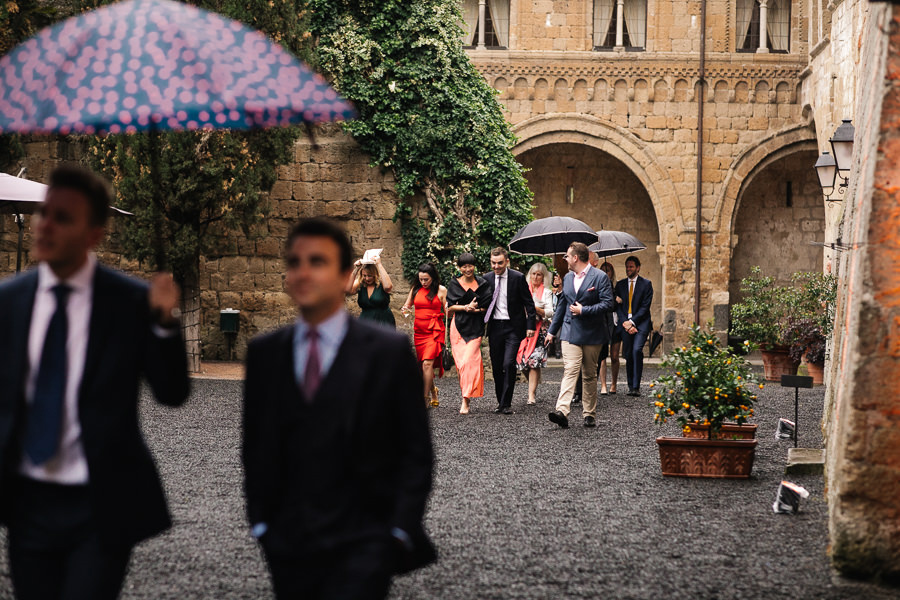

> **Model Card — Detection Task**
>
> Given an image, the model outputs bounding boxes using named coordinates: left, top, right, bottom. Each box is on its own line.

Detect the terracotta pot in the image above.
left=803, top=359, right=824, bottom=386
left=656, top=437, right=757, bottom=478
left=682, top=422, right=758, bottom=440
left=760, top=347, right=799, bottom=382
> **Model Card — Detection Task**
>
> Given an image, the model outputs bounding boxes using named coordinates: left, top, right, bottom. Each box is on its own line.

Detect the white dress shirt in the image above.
left=20, top=254, right=96, bottom=484
left=493, top=270, right=509, bottom=320
left=627, top=277, right=637, bottom=319
left=292, top=308, right=350, bottom=387
left=572, top=264, right=591, bottom=294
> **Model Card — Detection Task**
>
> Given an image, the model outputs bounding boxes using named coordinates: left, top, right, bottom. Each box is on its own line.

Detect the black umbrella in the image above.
left=508, top=216, right=599, bottom=256
left=588, top=230, right=647, bottom=259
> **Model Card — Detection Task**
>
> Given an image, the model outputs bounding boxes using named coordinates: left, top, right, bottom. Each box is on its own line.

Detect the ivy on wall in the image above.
left=307, top=0, right=534, bottom=283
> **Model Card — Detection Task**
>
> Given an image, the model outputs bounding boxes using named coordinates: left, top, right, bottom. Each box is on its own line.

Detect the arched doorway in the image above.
left=729, top=148, right=825, bottom=302
left=517, top=142, right=662, bottom=327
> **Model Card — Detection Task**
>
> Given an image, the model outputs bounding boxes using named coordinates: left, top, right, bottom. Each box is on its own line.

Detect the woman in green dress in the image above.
left=346, top=254, right=396, bottom=328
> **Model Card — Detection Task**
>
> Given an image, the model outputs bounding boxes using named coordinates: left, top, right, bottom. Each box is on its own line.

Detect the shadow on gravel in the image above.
left=1, top=370, right=898, bottom=599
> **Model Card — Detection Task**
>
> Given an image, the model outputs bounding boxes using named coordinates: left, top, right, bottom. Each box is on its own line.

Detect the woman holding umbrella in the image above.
left=402, top=263, right=447, bottom=407
left=446, top=253, right=492, bottom=414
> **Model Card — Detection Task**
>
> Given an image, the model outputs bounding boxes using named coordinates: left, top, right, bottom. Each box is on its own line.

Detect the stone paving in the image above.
left=1, top=367, right=898, bottom=599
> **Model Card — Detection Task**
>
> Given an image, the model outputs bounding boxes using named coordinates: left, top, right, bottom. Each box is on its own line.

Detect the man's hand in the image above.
left=570, top=302, right=583, bottom=316
left=526, top=329, right=535, bottom=338
left=545, top=333, right=554, bottom=344
left=149, top=272, right=181, bottom=327
left=623, top=320, right=637, bottom=335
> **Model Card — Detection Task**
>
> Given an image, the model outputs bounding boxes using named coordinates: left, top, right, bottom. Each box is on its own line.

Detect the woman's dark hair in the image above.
left=457, top=252, right=476, bottom=267
left=413, top=263, right=440, bottom=301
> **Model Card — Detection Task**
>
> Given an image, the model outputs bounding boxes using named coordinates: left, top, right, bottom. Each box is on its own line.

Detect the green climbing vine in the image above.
left=307, top=0, right=534, bottom=283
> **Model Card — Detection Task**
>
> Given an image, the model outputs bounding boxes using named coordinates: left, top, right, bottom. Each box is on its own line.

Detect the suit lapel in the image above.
left=80, top=266, right=117, bottom=400
left=8, top=272, right=38, bottom=395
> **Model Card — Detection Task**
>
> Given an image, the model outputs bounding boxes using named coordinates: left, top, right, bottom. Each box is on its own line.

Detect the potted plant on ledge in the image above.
left=651, top=325, right=763, bottom=478
left=730, top=266, right=799, bottom=382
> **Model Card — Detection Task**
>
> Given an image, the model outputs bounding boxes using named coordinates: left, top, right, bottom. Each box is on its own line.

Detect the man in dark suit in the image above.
left=615, top=255, right=654, bottom=396
left=242, top=218, right=435, bottom=599
left=545, top=243, right=614, bottom=428
left=0, top=165, right=190, bottom=600
left=482, top=247, right=536, bottom=414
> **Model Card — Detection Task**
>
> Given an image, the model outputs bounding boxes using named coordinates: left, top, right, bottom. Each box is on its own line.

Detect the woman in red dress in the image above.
left=402, top=263, right=447, bottom=406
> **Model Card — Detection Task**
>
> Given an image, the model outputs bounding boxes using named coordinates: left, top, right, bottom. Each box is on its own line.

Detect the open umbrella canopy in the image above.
left=508, top=216, right=599, bottom=256
left=0, top=173, right=132, bottom=215
left=0, top=0, right=356, bottom=135
left=588, top=230, right=646, bottom=258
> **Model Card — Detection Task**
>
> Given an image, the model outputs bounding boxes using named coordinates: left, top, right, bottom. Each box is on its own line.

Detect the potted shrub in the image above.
left=651, top=325, right=763, bottom=478
left=730, top=266, right=800, bottom=381
left=784, top=272, right=836, bottom=385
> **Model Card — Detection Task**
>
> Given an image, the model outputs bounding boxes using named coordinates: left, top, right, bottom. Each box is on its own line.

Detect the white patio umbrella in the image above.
left=0, top=173, right=131, bottom=272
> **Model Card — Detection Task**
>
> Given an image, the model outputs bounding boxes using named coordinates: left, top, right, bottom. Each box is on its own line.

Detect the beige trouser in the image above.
left=556, top=341, right=603, bottom=418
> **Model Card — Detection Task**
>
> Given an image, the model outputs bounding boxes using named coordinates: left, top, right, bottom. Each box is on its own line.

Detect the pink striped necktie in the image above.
left=304, top=328, right=321, bottom=400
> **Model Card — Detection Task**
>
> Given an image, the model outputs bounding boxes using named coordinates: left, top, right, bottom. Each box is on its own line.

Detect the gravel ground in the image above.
left=1, top=367, right=899, bottom=600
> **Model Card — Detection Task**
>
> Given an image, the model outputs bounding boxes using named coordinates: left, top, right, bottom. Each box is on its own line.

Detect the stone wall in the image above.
left=0, top=129, right=411, bottom=361
left=199, top=127, right=408, bottom=360
left=823, top=2, right=900, bottom=582
left=729, top=149, right=825, bottom=302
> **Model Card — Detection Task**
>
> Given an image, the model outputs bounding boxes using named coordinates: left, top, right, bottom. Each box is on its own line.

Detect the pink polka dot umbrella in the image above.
left=0, top=0, right=356, bottom=135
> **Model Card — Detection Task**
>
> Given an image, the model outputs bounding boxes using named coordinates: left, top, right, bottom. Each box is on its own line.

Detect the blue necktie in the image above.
left=24, top=284, right=71, bottom=465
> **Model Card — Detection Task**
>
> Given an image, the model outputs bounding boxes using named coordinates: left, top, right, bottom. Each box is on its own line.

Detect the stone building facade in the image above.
left=2, top=0, right=898, bottom=580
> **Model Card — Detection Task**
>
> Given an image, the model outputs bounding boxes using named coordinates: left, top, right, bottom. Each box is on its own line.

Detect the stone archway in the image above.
left=512, top=115, right=671, bottom=329
left=728, top=146, right=825, bottom=303
left=512, top=114, right=681, bottom=241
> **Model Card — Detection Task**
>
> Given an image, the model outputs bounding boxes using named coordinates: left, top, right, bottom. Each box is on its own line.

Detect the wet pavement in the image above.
left=0, top=365, right=898, bottom=599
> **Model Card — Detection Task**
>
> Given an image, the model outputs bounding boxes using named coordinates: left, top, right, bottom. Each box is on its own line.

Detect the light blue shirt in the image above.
left=292, top=309, right=350, bottom=388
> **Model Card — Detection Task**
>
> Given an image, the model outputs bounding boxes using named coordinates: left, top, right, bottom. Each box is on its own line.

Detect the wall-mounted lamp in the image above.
left=566, top=165, right=575, bottom=204
left=814, top=119, right=855, bottom=201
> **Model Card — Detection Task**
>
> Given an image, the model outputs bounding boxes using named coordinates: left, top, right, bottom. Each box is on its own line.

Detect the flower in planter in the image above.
left=651, top=325, right=761, bottom=438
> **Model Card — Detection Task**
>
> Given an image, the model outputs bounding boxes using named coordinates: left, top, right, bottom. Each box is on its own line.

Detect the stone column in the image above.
left=757, top=0, right=769, bottom=53
left=478, top=0, right=487, bottom=49
left=615, top=0, right=625, bottom=47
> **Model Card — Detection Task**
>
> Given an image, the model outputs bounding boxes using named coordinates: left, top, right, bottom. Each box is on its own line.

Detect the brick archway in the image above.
left=511, top=114, right=680, bottom=244
left=715, top=124, right=818, bottom=233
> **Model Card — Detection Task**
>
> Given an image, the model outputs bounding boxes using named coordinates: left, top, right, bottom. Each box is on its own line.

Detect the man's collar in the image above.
left=295, top=308, right=349, bottom=342
left=38, top=253, right=97, bottom=293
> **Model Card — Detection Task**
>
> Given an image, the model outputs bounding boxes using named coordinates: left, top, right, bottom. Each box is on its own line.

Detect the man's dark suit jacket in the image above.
left=481, top=269, right=537, bottom=339
left=615, top=275, right=654, bottom=334
left=242, top=316, right=436, bottom=574
left=0, top=265, right=190, bottom=550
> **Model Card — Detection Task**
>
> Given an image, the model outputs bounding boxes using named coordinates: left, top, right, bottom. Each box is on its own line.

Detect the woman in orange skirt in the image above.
left=402, top=263, right=447, bottom=406
left=446, top=253, right=493, bottom=414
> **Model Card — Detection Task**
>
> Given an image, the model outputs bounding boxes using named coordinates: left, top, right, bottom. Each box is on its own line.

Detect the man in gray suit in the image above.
left=545, top=242, right=614, bottom=428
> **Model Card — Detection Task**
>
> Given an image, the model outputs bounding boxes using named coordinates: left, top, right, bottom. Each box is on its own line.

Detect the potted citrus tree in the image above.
left=730, top=266, right=799, bottom=381
left=651, top=325, right=763, bottom=478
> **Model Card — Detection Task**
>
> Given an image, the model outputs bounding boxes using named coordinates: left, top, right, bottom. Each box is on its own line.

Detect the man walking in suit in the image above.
left=615, top=255, right=654, bottom=396
left=0, top=165, right=190, bottom=600
left=482, top=247, right=536, bottom=415
left=242, top=218, right=435, bottom=599
left=545, top=242, right=614, bottom=428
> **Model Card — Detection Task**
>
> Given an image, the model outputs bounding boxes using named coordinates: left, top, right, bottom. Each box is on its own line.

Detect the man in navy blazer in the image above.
left=615, top=255, right=654, bottom=396
left=243, top=218, right=435, bottom=599
left=482, top=247, right=536, bottom=414
left=0, top=165, right=190, bottom=599
left=545, top=242, right=614, bottom=428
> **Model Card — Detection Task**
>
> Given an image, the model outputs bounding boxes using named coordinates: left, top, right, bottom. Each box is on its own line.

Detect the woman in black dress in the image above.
left=346, top=254, right=395, bottom=328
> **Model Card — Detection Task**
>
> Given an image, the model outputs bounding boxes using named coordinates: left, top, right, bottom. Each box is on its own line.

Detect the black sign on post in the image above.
left=781, top=375, right=814, bottom=448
